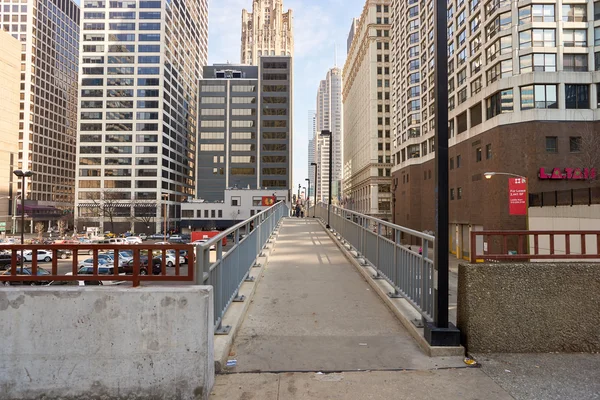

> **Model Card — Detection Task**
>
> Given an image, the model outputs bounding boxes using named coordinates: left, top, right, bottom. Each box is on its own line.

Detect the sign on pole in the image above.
left=508, top=178, right=527, bottom=216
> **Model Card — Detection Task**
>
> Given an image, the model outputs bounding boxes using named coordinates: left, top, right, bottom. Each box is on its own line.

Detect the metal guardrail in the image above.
left=470, top=230, right=600, bottom=262
left=0, top=244, right=195, bottom=287
left=194, top=201, right=288, bottom=333
left=311, top=202, right=436, bottom=322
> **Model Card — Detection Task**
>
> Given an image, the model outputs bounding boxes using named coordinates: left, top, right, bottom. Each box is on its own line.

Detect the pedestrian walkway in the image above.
left=209, top=218, right=518, bottom=399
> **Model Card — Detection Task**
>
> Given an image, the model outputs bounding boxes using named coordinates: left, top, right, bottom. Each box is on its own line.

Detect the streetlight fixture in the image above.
left=311, top=162, right=318, bottom=218
left=13, top=170, right=33, bottom=274
left=319, top=130, right=333, bottom=229
left=484, top=172, right=526, bottom=180
left=161, top=192, right=168, bottom=242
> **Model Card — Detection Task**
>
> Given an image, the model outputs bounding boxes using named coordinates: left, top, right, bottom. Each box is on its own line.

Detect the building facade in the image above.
left=391, top=0, right=600, bottom=258
left=343, top=0, right=392, bottom=219
left=315, top=67, right=343, bottom=203
left=197, top=58, right=293, bottom=203
left=241, top=0, right=293, bottom=65
left=0, top=31, right=21, bottom=234
left=0, top=0, right=80, bottom=224
left=75, top=0, right=208, bottom=234
left=180, top=188, right=288, bottom=231
left=307, top=109, right=316, bottom=202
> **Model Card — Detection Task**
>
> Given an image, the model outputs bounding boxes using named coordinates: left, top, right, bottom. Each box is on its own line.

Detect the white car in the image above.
left=191, top=240, right=215, bottom=250
left=66, top=265, right=125, bottom=286
left=78, top=258, right=112, bottom=269
left=138, top=233, right=147, bottom=241
left=22, top=250, right=53, bottom=262
left=125, top=236, right=142, bottom=244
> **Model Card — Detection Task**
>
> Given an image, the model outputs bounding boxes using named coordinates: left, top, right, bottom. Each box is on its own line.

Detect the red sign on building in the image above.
left=261, top=196, right=276, bottom=207
left=508, top=178, right=527, bottom=216
left=538, top=167, right=596, bottom=180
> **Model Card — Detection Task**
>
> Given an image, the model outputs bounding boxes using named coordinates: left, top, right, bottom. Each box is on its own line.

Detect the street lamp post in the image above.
left=162, top=193, right=168, bottom=242
left=305, top=178, right=310, bottom=209
left=297, top=184, right=301, bottom=204
left=11, top=194, right=21, bottom=235
left=320, top=130, right=333, bottom=229
left=311, top=162, right=317, bottom=218
left=13, top=170, right=33, bottom=274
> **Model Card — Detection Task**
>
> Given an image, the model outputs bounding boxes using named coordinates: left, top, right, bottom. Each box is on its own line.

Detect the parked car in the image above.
left=0, top=253, right=22, bottom=271
left=66, top=265, right=125, bottom=285
left=166, top=250, right=187, bottom=264
left=57, top=249, right=73, bottom=260
left=138, top=233, right=147, bottom=241
left=104, top=231, right=116, bottom=238
left=149, top=232, right=168, bottom=240
left=1, top=267, right=52, bottom=286
left=122, top=257, right=163, bottom=275
left=169, top=234, right=183, bottom=242
left=22, top=250, right=53, bottom=262
left=125, top=236, right=142, bottom=244
left=191, top=240, right=215, bottom=250
left=100, top=251, right=132, bottom=266
left=78, top=258, right=112, bottom=269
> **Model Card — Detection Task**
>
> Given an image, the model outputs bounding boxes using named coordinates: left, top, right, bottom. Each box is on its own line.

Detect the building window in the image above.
left=519, top=53, right=556, bottom=73
left=519, top=29, right=555, bottom=48
left=450, top=157, right=454, bottom=170
left=546, top=136, right=558, bottom=153
left=476, top=147, right=482, bottom=162
left=563, top=29, right=587, bottom=47
left=231, top=196, right=241, bottom=206
left=450, top=189, right=455, bottom=200
left=486, top=89, right=514, bottom=119
left=520, top=85, right=558, bottom=110
left=562, top=54, right=587, bottom=72
left=456, top=155, right=462, bottom=168
left=218, top=210, right=223, bottom=218
left=562, top=4, right=587, bottom=22
left=570, top=137, right=582, bottom=153
left=565, top=85, right=589, bottom=109
left=518, top=4, right=555, bottom=24
left=457, top=187, right=463, bottom=200
left=486, top=144, right=492, bottom=159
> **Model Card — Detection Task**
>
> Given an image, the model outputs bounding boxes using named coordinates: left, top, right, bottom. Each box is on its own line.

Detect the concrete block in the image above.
left=458, top=263, right=600, bottom=353
left=0, top=286, right=214, bottom=400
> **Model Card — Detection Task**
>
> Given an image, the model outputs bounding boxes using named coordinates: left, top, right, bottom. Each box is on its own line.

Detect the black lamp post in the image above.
left=320, top=130, right=332, bottom=229
left=297, top=184, right=301, bottom=204
left=311, top=162, right=317, bottom=218
left=13, top=169, right=33, bottom=274
left=304, top=178, right=310, bottom=209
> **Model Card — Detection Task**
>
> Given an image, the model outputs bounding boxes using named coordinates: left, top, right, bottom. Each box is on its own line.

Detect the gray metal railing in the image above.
left=312, top=202, right=436, bottom=322
left=194, top=201, right=288, bottom=333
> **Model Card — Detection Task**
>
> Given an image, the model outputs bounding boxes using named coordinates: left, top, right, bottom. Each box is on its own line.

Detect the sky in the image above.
left=208, top=0, right=366, bottom=194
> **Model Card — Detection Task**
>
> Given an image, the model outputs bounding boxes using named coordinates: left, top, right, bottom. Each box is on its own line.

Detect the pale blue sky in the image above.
left=208, top=0, right=366, bottom=193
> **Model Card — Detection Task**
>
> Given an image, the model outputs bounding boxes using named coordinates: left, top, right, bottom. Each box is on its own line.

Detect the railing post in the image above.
left=470, top=231, right=476, bottom=263
left=389, top=229, right=402, bottom=298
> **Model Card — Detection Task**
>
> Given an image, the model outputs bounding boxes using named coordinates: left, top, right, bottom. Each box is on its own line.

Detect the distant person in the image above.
left=419, top=247, right=422, bottom=255
left=295, top=203, right=301, bottom=218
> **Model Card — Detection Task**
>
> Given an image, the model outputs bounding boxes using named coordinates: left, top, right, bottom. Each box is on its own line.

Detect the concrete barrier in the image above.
left=457, top=263, right=600, bottom=353
left=0, top=286, right=214, bottom=400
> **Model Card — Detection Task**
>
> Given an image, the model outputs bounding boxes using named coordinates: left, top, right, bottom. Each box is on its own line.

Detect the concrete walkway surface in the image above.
left=227, top=218, right=465, bottom=373
left=210, top=369, right=513, bottom=400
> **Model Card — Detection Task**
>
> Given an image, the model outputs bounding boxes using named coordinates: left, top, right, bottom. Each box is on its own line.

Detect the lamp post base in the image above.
left=326, top=224, right=331, bottom=229
left=424, top=321, right=461, bottom=346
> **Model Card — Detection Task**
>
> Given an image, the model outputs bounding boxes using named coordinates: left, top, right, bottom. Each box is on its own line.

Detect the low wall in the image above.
left=0, top=286, right=214, bottom=400
left=457, top=263, right=600, bottom=353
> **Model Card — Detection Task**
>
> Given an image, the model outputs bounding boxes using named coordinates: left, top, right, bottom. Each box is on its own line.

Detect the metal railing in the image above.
left=470, top=230, right=600, bottom=262
left=311, top=202, right=436, bottom=322
left=0, top=244, right=195, bottom=287
left=194, top=201, right=288, bottom=333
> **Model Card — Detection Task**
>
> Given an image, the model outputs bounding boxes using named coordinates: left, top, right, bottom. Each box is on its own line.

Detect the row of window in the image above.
left=200, top=132, right=287, bottom=140
left=200, top=144, right=287, bottom=152
left=84, top=1, right=162, bottom=9
left=79, top=157, right=158, bottom=166
left=80, top=111, right=159, bottom=120
left=79, top=168, right=157, bottom=177
left=83, top=45, right=160, bottom=55
left=82, top=89, right=160, bottom=97
left=80, top=146, right=158, bottom=153
left=80, top=134, right=157, bottom=142
left=81, top=100, right=159, bottom=109
left=84, top=11, right=161, bottom=19
left=80, top=123, right=158, bottom=131
left=79, top=179, right=158, bottom=188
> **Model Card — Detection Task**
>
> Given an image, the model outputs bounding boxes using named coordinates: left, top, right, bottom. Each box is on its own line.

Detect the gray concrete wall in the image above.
left=0, top=286, right=214, bottom=400
left=457, top=263, right=600, bottom=353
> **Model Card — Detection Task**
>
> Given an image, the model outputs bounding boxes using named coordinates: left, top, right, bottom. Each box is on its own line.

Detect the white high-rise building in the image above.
left=75, top=0, right=208, bottom=234
left=315, top=67, right=343, bottom=203
left=241, top=0, right=293, bottom=66
left=343, top=0, right=392, bottom=219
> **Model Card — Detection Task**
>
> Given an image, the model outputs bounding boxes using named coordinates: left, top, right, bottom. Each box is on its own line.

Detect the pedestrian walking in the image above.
left=295, top=203, right=301, bottom=218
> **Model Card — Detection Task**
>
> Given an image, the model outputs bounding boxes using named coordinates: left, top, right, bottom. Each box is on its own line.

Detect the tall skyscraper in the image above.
left=197, top=58, right=293, bottom=201
left=75, top=0, right=208, bottom=234
left=391, top=0, right=600, bottom=255
left=0, top=0, right=80, bottom=217
left=347, top=17, right=359, bottom=54
left=315, top=67, right=343, bottom=203
left=307, top=110, right=316, bottom=201
left=241, top=0, right=293, bottom=65
left=343, top=0, right=392, bottom=219
left=0, top=31, right=21, bottom=233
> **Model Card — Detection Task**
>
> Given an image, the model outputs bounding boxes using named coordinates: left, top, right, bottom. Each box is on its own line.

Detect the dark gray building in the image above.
left=197, top=57, right=293, bottom=201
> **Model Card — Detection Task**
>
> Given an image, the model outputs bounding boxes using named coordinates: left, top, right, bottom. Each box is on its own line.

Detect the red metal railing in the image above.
left=470, top=230, right=600, bottom=263
left=0, top=244, right=195, bottom=287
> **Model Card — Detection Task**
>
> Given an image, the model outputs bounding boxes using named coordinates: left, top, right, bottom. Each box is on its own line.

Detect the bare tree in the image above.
left=130, top=200, right=157, bottom=231
left=35, top=222, right=44, bottom=241
left=90, top=189, right=128, bottom=234
left=57, top=220, right=66, bottom=238
left=575, top=123, right=600, bottom=181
